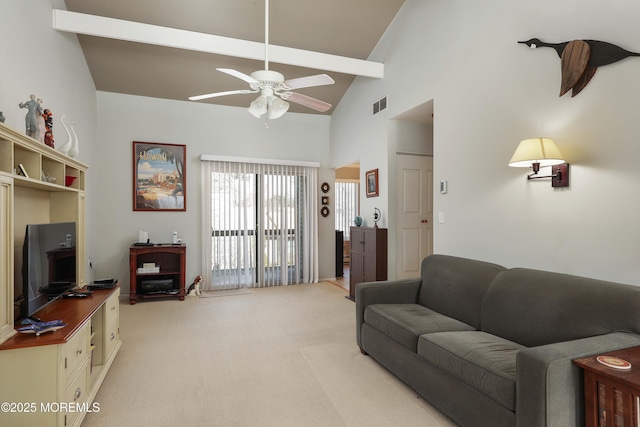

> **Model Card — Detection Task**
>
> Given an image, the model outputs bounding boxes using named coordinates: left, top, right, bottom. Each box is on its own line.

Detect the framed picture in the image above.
left=133, top=141, right=186, bottom=211
left=365, top=168, right=379, bottom=198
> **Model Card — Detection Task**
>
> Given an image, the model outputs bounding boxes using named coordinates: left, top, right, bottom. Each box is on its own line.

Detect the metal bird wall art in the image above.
left=518, top=38, right=640, bottom=97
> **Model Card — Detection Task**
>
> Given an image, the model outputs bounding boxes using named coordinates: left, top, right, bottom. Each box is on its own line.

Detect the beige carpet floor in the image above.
left=82, top=282, right=457, bottom=427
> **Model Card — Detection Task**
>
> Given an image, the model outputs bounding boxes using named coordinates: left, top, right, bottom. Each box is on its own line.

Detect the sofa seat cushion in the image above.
left=417, top=331, right=525, bottom=411
left=364, top=304, right=476, bottom=352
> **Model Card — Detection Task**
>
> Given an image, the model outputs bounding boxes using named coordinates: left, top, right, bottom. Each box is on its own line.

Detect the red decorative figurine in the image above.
left=43, top=109, right=54, bottom=148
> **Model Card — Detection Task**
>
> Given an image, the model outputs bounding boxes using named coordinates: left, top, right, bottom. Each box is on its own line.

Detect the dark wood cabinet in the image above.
left=129, top=244, right=186, bottom=304
left=348, top=226, right=387, bottom=301
left=574, top=346, right=640, bottom=426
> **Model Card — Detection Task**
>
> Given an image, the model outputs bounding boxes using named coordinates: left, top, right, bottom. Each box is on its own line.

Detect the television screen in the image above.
left=21, top=222, right=77, bottom=319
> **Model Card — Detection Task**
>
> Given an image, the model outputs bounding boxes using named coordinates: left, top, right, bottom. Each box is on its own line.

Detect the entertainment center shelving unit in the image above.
left=0, top=122, right=121, bottom=427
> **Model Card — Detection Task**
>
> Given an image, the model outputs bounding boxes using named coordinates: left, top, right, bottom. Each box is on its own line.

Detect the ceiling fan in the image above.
left=189, top=0, right=335, bottom=119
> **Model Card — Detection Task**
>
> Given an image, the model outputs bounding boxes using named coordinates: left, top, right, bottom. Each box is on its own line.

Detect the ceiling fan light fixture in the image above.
left=248, top=95, right=268, bottom=118
left=268, top=97, right=289, bottom=119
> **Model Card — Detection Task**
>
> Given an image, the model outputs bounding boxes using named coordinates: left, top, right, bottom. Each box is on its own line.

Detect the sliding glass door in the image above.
left=202, top=159, right=318, bottom=290
left=260, top=172, right=302, bottom=286
left=335, top=181, right=359, bottom=241
left=210, top=169, right=257, bottom=287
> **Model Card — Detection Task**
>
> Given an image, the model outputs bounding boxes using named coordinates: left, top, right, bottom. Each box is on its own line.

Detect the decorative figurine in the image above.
left=58, top=115, right=72, bottom=155
left=19, top=94, right=43, bottom=139
left=68, top=122, right=79, bottom=159
left=373, top=207, right=381, bottom=228
left=43, top=109, right=54, bottom=148
left=0, top=111, right=5, bottom=123
left=36, top=99, right=46, bottom=144
left=519, top=38, right=640, bottom=97
left=187, top=275, right=202, bottom=297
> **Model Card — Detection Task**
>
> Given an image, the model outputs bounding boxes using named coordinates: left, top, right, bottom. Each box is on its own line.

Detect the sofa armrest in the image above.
left=355, top=278, right=422, bottom=348
left=516, top=332, right=640, bottom=427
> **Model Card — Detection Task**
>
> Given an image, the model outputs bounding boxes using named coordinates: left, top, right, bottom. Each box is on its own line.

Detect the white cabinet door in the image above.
left=0, top=175, right=15, bottom=345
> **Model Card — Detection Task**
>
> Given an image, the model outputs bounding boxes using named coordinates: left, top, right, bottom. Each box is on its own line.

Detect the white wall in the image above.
left=95, top=92, right=334, bottom=289
left=0, top=0, right=98, bottom=275
left=331, top=0, right=640, bottom=284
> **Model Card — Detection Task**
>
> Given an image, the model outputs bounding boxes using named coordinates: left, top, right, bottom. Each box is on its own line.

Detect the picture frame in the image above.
left=133, top=141, right=186, bottom=211
left=365, top=168, right=379, bottom=198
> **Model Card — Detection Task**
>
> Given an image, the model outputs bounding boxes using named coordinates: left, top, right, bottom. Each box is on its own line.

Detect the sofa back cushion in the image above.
left=417, top=254, right=506, bottom=330
left=481, top=268, right=640, bottom=347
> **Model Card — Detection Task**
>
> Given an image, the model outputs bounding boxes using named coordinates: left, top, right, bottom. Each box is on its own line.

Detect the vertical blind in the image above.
left=334, top=181, right=359, bottom=241
left=201, top=158, right=319, bottom=291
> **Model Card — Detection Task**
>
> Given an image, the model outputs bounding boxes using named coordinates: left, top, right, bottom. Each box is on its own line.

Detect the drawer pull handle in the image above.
left=110, top=333, right=115, bottom=340
left=74, top=387, right=82, bottom=401
left=111, top=306, right=116, bottom=311
left=76, top=349, right=83, bottom=356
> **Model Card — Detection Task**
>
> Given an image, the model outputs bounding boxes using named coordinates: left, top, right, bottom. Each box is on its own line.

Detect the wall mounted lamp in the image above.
left=508, top=137, right=569, bottom=187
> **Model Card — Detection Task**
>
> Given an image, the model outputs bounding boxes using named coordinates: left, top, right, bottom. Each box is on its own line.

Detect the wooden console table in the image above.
left=574, top=346, right=640, bottom=426
left=129, top=244, right=186, bottom=304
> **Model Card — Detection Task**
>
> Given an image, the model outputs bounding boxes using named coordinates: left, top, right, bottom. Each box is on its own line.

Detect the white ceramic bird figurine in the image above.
left=58, top=115, right=72, bottom=156
left=68, top=123, right=79, bottom=159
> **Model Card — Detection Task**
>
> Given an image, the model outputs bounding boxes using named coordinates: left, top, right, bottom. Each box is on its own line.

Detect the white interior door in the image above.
left=396, top=154, right=433, bottom=279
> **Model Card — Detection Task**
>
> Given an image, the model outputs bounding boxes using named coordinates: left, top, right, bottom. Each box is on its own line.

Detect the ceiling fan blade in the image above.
left=217, top=68, right=259, bottom=85
left=284, top=92, right=332, bottom=112
left=189, top=89, right=256, bottom=101
left=283, top=74, right=335, bottom=90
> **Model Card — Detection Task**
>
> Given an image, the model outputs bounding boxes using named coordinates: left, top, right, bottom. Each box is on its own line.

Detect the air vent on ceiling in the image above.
left=373, top=96, right=387, bottom=115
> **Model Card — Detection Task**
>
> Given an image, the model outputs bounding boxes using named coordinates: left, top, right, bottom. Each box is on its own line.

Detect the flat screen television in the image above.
left=20, top=222, right=77, bottom=319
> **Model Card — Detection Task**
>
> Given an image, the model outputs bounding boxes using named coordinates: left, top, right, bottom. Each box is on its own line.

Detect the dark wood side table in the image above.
left=574, top=346, right=640, bottom=427
left=129, top=244, right=186, bottom=304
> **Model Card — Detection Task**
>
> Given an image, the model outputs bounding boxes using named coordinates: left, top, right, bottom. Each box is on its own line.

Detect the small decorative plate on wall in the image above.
left=321, top=206, right=330, bottom=217
left=321, top=182, right=330, bottom=193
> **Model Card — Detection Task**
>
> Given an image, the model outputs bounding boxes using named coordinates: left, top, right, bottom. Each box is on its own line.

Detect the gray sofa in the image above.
left=356, top=254, right=640, bottom=427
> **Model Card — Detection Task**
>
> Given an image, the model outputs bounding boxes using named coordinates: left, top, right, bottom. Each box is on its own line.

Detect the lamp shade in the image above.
left=248, top=95, right=268, bottom=118
left=268, top=97, right=289, bottom=119
left=508, top=137, right=566, bottom=168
